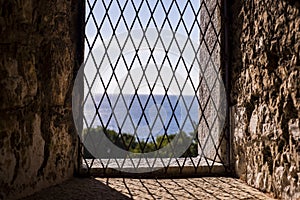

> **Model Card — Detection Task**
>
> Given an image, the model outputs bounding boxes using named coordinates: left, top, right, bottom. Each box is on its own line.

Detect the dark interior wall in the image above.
left=230, top=0, right=300, bottom=199
left=0, top=0, right=83, bottom=199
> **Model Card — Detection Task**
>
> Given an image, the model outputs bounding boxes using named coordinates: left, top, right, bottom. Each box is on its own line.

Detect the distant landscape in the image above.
left=84, top=93, right=199, bottom=137
left=83, top=126, right=198, bottom=158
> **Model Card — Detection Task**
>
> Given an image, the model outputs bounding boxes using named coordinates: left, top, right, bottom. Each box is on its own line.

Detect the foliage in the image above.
left=82, top=126, right=198, bottom=158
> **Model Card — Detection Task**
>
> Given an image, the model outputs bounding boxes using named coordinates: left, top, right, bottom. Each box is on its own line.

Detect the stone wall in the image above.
left=0, top=0, right=83, bottom=199
left=198, top=0, right=228, bottom=164
left=230, top=0, right=300, bottom=199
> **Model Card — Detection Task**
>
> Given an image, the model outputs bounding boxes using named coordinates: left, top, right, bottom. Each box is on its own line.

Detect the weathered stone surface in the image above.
left=231, top=0, right=300, bottom=199
left=0, top=0, right=82, bottom=199
left=198, top=0, right=227, bottom=163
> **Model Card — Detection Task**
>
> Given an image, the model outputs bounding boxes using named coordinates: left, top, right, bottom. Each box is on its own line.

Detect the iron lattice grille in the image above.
left=77, top=0, right=229, bottom=175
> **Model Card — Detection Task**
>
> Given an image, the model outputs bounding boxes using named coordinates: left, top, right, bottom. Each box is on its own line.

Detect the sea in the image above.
left=84, top=93, right=199, bottom=139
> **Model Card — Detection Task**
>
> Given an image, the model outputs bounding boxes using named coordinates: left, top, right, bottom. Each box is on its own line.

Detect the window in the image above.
left=72, top=0, right=229, bottom=175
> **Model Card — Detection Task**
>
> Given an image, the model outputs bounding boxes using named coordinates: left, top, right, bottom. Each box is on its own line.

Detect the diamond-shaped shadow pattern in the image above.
left=80, top=0, right=229, bottom=175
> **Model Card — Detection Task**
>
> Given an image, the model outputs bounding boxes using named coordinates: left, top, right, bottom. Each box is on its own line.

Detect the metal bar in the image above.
left=73, top=0, right=85, bottom=176
left=223, top=0, right=232, bottom=172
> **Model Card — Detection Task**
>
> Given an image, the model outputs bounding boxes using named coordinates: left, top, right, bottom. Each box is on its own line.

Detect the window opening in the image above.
left=72, top=0, right=229, bottom=175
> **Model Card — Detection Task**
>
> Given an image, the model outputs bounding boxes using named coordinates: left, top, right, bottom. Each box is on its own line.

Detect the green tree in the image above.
left=82, top=126, right=198, bottom=158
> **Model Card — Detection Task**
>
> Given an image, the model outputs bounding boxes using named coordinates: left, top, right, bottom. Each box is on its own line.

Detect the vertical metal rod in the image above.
left=223, top=0, right=231, bottom=172
left=75, top=0, right=86, bottom=175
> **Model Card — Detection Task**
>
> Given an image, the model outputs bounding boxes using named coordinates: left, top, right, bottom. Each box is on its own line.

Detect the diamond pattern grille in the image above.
left=79, top=0, right=229, bottom=175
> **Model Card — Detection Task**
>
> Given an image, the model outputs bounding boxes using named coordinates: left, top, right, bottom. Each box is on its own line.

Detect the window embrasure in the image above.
left=72, top=0, right=229, bottom=175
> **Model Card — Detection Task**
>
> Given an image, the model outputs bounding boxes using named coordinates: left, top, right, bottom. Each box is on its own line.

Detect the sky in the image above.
left=84, top=0, right=201, bottom=95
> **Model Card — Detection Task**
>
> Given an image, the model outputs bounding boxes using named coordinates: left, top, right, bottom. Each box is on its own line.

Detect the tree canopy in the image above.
left=82, top=126, right=198, bottom=158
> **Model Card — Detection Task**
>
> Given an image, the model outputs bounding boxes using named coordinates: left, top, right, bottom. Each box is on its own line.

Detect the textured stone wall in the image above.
left=230, top=0, right=300, bottom=199
left=0, top=0, right=83, bottom=199
left=198, top=0, right=227, bottom=163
